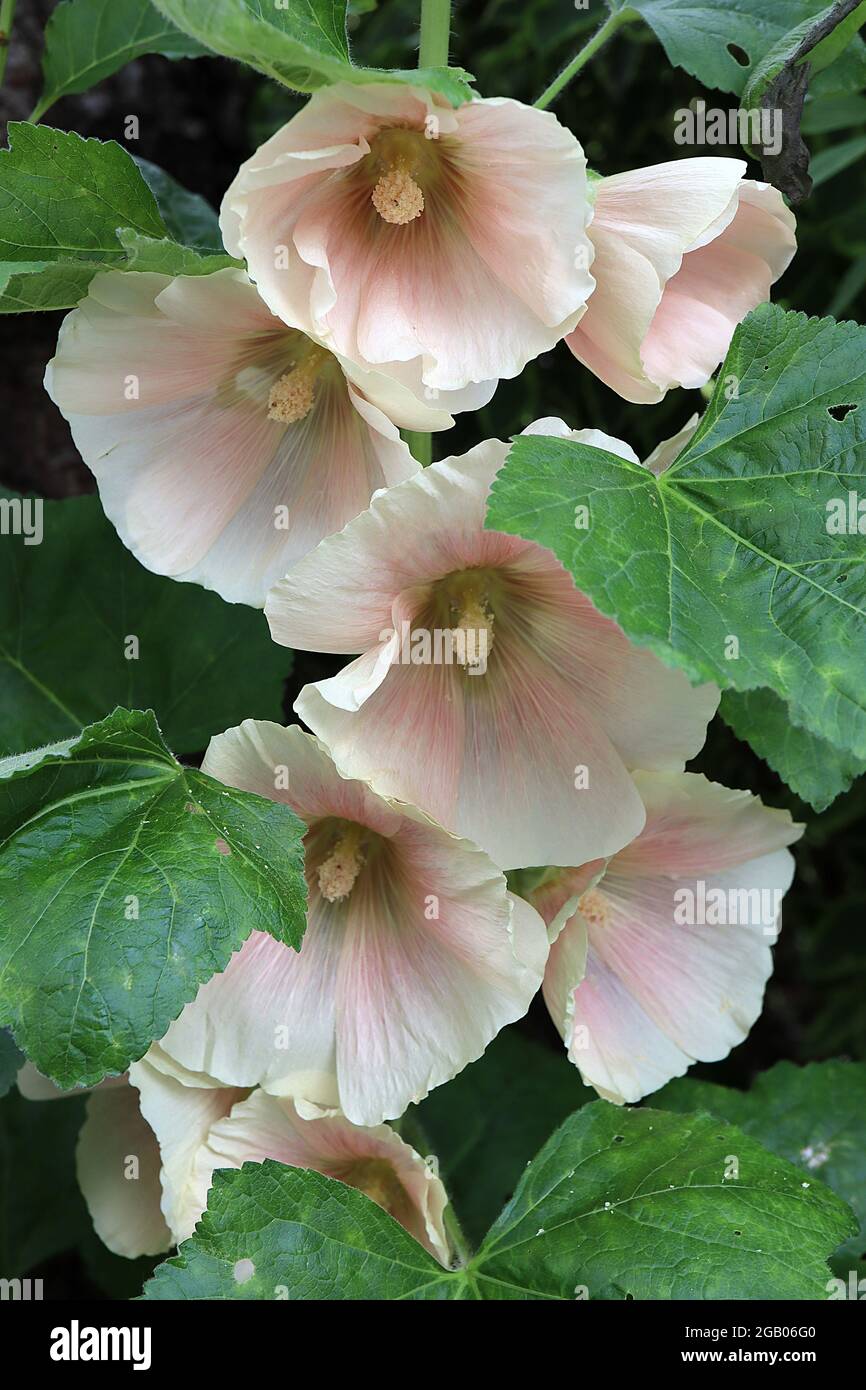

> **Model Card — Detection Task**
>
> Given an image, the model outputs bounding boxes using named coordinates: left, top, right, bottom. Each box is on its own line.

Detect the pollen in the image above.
left=317, top=823, right=365, bottom=903
left=267, top=362, right=318, bottom=424
left=450, top=578, right=495, bottom=671
left=371, top=163, right=425, bottom=225
left=578, top=887, right=611, bottom=930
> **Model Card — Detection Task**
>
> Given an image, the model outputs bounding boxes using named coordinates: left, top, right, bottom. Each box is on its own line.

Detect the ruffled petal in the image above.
left=223, top=83, right=593, bottom=394
left=45, top=268, right=418, bottom=607
left=539, top=772, right=801, bottom=1104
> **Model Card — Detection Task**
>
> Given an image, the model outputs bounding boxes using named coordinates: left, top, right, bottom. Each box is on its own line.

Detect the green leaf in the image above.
left=0, top=709, right=307, bottom=1090
left=0, top=126, right=231, bottom=310
left=142, top=1161, right=451, bottom=1300
left=0, top=123, right=166, bottom=264
left=414, top=1028, right=593, bottom=1246
left=0, top=490, right=290, bottom=757
left=721, top=690, right=864, bottom=810
left=0, top=260, right=97, bottom=313
left=133, top=158, right=225, bottom=252
left=0, top=1088, right=90, bottom=1276
left=150, top=0, right=474, bottom=104
left=0, top=1028, right=22, bottom=1099
left=32, top=0, right=207, bottom=123
left=811, top=130, right=866, bottom=183
left=614, top=0, right=866, bottom=96
left=655, top=1061, right=866, bottom=1264
left=470, top=1104, right=855, bottom=1300
left=487, top=304, right=866, bottom=787
left=116, top=231, right=240, bottom=275
left=142, top=1104, right=856, bottom=1300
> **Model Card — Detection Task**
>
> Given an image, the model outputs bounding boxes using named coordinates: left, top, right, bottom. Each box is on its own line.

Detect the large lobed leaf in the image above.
left=0, top=709, right=307, bottom=1089
left=150, top=0, right=474, bottom=103
left=0, top=489, right=290, bottom=757
left=487, top=304, right=866, bottom=811
left=142, top=1103, right=855, bottom=1300
left=656, top=1060, right=866, bottom=1264
left=614, top=0, right=866, bottom=96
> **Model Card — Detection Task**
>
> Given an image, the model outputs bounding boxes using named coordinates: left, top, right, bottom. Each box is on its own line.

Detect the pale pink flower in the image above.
left=220, top=82, right=595, bottom=397
left=18, top=1052, right=450, bottom=1263
left=264, top=427, right=719, bottom=871
left=529, top=771, right=803, bottom=1105
left=43, top=266, right=456, bottom=607
left=567, top=159, right=796, bottom=403
left=160, top=722, right=547, bottom=1126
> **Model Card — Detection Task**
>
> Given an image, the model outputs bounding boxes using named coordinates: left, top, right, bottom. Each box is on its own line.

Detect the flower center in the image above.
left=577, top=887, right=611, bottom=930
left=316, top=822, right=366, bottom=903
left=447, top=572, right=495, bottom=669
left=367, top=128, right=437, bottom=227
left=346, top=1159, right=407, bottom=1213
left=371, top=162, right=425, bottom=225
left=267, top=345, right=329, bottom=424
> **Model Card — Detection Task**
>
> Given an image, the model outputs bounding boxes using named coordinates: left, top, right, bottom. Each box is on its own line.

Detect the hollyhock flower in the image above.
left=220, top=82, right=595, bottom=396
left=264, top=426, right=719, bottom=871
left=18, top=1052, right=450, bottom=1263
left=566, top=159, right=797, bottom=404
left=159, top=721, right=547, bottom=1126
left=42, top=265, right=471, bottom=607
left=529, top=771, right=802, bottom=1105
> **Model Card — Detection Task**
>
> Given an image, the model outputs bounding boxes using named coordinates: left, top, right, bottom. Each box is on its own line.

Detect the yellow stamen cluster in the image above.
left=577, top=887, right=611, bottom=930
left=267, top=361, right=319, bottom=424
left=371, top=163, right=425, bottom=225
left=450, top=578, right=497, bottom=669
left=317, top=824, right=365, bottom=903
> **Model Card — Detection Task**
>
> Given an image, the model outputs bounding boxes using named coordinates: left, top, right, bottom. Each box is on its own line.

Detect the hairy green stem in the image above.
left=0, top=0, right=17, bottom=88
left=409, top=0, right=452, bottom=467
left=535, top=9, right=633, bottom=110
left=420, top=0, right=452, bottom=68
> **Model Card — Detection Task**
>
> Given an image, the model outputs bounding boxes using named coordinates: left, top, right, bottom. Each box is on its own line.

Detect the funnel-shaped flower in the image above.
left=19, top=1051, right=450, bottom=1263
left=567, top=159, right=796, bottom=403
left=43, top=267, right=448, bottom=606
left=221, top=82, right=595, bottom=396
left=160, top=722, right=547, bottom=1126
left=265, top=427, right=718, bottom=870
left=530, top=771, right=802, bottom=1104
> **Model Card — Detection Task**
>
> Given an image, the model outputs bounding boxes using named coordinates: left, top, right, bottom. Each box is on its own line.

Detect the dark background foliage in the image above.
left=1, top=0, right=864, bottom=1297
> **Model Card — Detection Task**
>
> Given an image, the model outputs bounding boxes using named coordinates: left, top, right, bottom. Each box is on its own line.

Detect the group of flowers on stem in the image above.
left=31, top=74, right=801, bottom=1267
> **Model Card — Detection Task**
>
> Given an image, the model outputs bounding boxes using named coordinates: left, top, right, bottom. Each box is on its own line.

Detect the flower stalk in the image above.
left=535, top=9, right=634, bottom=110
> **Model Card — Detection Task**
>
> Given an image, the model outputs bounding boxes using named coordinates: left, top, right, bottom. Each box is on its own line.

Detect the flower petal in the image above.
left=45, top=268, right=419, bottom=607
left=76, top=1079, right=170, bottom=1258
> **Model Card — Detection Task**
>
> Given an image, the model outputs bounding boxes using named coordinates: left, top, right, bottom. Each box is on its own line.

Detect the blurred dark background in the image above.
left=1, top=0, right=864, bottom=1297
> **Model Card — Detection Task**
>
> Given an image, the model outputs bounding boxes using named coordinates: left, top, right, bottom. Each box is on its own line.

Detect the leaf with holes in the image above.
left=150, top=0, right=474, bottom=103
left=0, top=709, right=306, bottom=1089
left=655, top=1061, right=866, bottom=1264
left=487, top=304, right=866, bottom=805
left=613, top=0, right=866, bottom=96
left=142, top=1104, right=855, bottom=1299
